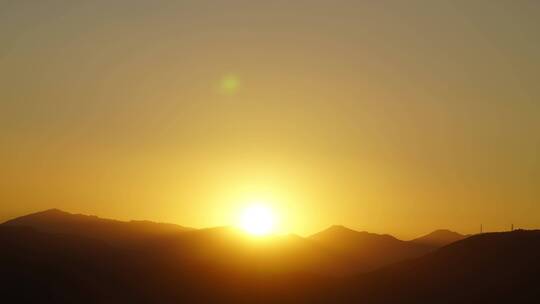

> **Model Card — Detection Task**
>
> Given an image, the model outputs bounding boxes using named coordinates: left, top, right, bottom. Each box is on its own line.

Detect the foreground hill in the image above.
left=0, top=225, right=328, bottom=303
left=329, top=229, right=540, bottom=303
left=0, top=226, right=132, bottom=302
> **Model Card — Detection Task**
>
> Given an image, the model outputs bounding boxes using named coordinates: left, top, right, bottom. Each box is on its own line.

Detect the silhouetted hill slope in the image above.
left=332, top=230, right=540, bottom=303
left=411, top=229, right=467, bottom=247
left=310, top=225, right=433, bottom=272
left=3, top=209, right=192, bottom=245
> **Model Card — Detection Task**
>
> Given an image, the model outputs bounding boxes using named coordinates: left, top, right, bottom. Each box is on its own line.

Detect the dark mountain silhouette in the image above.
left=309, top=225, right=433, bottom=272
left=411, top=229, right=468, bottom=247
left=0, top=225, right=330, bottom=303
left=3, top=211, right=341, bottom=274
left=3, top=209, right=192, bottom=245
left=131, top=225, right=342, bottom=275
left=3, top=210, right=539, bottom=303
left=326, top=229, right=540, bottom=303
left=2, top=220, right=539, bottom=303
left=3, top=210, right=435, bottom=276
left=0, top=226, right=134, bottom=303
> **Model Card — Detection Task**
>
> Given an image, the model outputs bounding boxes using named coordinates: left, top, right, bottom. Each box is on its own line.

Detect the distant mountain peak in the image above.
left=411, top=229, right=467, bottom=248
left=429, top=229, right=461, bottom=235
left=43, top=208, right=63, bottom=212
left=311, top=225, right=399, bottom=242
left=310, top=226, right=408, bottom=252
left=35, top=208, right=68, bottom=215
left=322, top=225, right=358, bottom=234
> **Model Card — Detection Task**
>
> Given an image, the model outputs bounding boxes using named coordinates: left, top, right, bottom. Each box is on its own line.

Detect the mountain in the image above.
left=1, top=211, right=539, bottom=303
left=329, top=229, right=540, bottom=303
left=2, top=211, right=432, bottom=275
left=0, top=226, right=134, bottom=303
left=411, top=229, right=467, bottom=247
left=2, top=211, right=342, bottom=275
left=309, top=225, right=433, bottom=272
left=180, top=228, right=342, bottom=274
left=0, top=225, right=329, bottom=303
left=2, top=209, right=192, bottom=245
left=2, top=223, right=538, bottom=303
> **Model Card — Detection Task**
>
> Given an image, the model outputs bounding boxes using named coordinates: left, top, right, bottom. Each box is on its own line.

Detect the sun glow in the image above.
left=239, top=204, right=277, bottom=236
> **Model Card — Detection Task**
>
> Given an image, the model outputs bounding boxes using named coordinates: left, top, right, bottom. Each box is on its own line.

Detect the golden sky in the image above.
left=1, top=1, right=539, bottom=238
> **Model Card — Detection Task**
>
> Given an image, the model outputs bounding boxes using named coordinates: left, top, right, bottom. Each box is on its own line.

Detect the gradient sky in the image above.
left=1, top=0, right=539, bottom=238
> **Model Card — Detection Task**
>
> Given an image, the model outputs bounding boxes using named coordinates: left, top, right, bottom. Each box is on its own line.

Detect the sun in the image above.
left=239, top=204, right=277, bottom=236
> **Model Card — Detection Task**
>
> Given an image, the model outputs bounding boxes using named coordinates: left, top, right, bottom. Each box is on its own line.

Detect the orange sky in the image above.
left=1, top=1, right=539, bottom=238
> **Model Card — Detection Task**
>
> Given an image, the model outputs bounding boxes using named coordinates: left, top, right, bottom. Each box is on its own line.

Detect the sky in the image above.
left=1, top=0, right=539, bottom=238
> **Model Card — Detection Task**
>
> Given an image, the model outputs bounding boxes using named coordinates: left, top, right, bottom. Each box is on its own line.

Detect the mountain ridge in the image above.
left=2, top=209, right=193, bottom=245
left=411, top=229, right=467, bottom=247
left=1, top=222, right=538, bottom=303
left=1, top=209, right=456, bottom=275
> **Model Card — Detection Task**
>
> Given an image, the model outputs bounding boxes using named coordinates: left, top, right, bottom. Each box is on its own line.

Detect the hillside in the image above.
left=331, top=230, right=540, bottom=303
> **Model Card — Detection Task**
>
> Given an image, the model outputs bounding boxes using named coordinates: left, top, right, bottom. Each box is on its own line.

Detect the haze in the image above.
left=1, top=0, right=539, bottom=238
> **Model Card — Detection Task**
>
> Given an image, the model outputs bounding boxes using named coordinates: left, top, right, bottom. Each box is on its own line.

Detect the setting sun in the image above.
left=239, top=204, right=277, bottom=236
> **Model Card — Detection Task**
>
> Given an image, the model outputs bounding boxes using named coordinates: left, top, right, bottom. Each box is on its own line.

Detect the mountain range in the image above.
left=2, top=209, right=537, bottom=303
left=2, top=209, right=455, bottom=275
